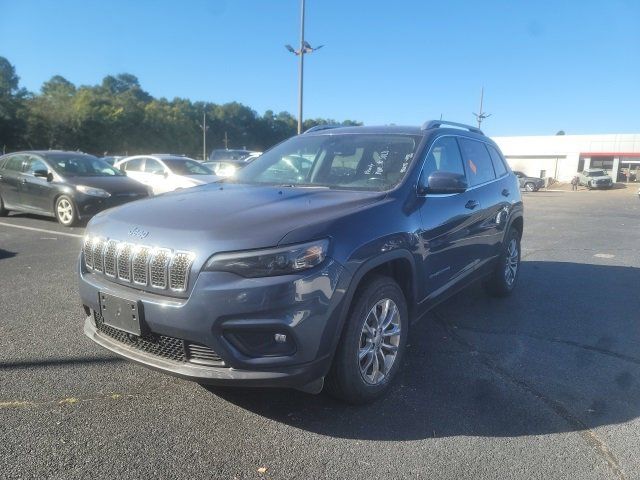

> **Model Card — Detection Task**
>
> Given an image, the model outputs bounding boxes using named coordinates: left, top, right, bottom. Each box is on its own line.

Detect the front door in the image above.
left=417, top=136, right=478, bottom=301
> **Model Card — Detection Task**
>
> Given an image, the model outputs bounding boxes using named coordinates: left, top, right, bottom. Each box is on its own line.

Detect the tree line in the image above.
left=0, top=56, right=361, bottom=159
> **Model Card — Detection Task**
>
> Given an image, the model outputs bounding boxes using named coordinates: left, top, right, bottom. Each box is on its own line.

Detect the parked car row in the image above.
left=0, top=151, right=222, bottom=226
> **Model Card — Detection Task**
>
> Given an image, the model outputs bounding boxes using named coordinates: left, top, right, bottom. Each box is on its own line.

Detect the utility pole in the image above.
left=472, top=87, right=491, bottom=129
left=223, top=131, right=229, bottom=149
left=198, top=112, right=209, bottom=161
left=285, top=0, right=323, bottom=134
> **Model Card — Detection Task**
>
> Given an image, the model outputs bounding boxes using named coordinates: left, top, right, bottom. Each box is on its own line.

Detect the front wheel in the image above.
left=55, top=195, right=78, bottom=227
left=485, top=227, right=521, bottom=297
left=0, top=194, right=8, bottom=216
left=326, top=275, right=408, bottom=404
left=524, top=182, right=535, bottom=192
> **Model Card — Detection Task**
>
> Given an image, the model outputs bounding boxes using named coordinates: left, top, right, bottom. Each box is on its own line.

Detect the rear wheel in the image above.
left=485, top=227, right=521, bottom=297
left=326, top=275, right=408, bottom=404
left=524, top=182, right=535, bottom=192
left=55, top=195, right=78, bottom=227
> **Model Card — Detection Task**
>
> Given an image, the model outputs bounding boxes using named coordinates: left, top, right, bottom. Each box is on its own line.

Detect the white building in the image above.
left=491, top=133, right=640, bottom=182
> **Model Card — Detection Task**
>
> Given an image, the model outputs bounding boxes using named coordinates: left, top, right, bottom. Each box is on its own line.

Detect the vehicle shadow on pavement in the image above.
left=208, top=261, right=640, bottom=440
left=0, top=249, right=17, bottom=260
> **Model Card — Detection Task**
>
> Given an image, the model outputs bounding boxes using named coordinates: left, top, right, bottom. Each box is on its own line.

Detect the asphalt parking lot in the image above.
left=1, top=186, right=639, bottom=480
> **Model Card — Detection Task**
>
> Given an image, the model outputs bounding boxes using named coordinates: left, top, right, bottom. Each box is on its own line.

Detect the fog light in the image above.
left=274, top=333, right=287, bottom=343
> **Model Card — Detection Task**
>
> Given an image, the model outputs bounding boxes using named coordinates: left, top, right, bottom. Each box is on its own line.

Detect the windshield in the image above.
left=163, top=158, right=213, bottom=175
left=233, top=134, right=421, bottom=191
left=48, top=153, right=124, bottom=177
left=586, top=170, right=606, bottom=177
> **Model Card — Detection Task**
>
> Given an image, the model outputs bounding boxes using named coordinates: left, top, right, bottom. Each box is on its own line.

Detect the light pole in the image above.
left=285, top=0, right=323, bottom=134
left=198, top=111, right=209, bottom=161
left=472, top=86, right=491, bottom=129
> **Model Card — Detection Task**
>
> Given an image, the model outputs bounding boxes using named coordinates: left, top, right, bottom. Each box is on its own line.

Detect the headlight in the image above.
left=76, top=185, right=111, bottom=198
left=204, top=239, right=329, bottom=277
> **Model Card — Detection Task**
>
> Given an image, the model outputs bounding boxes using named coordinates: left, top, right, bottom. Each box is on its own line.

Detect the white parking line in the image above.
left=0, top=222, right=84, bottom=239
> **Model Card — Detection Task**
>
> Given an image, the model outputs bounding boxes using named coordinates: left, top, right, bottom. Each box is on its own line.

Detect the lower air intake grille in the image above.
left=95, top=312, right=185, bottom=362
left=94, top=312, right=226, bottom=367
left=185, top=343, right=225, bottom=366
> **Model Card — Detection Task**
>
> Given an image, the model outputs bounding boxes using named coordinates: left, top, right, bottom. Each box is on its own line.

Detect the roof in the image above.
left=304, top=125, right=424, bottom=136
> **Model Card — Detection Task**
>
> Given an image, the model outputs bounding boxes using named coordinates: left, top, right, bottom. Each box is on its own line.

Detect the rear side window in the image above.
left=421, top=136, right=465, bottom=184
left=487, top=145, right=508, bottom=177
left=3, top=155, right=26, bottom=172
left=458, top=138, right=496, bottom=186
left=124, top=158, right=144, bottom=172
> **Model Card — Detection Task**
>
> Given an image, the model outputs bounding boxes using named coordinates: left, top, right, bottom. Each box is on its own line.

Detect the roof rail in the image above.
left=421, top=120, right=483, bottom=135
left=304, top=124, right=342, bottom=134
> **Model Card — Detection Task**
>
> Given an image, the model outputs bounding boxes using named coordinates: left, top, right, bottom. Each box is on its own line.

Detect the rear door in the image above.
left=0, top=154, right=27, bottom=208
left=457, top=137, right=504, bottom=266
left=121, top=157, right=147, bottom=185
left=20, top=155, right=55, bottom=212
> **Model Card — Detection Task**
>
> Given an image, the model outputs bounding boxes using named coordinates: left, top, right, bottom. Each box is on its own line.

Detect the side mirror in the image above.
left=163, top=171, right=169, bottom=178
left=33, top=169, right=49, bottom=178
left=418, top=171, right=468, bottom=195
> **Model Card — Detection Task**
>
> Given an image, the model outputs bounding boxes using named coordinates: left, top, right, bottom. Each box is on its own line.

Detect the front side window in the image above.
left=234, top=134, right=421, bottom=191
left=48, top=153, right=123, bottom=177
left=144, top=158, right=165, bottom=174
left=458, top=138, right=496, bottom=187
left=25, top=156, right=48, bottom=175
left=420, top=136, right=465, bottom=186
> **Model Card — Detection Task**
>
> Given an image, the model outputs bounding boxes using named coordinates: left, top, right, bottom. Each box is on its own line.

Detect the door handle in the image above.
left=465, top=200, right=480, bottom=210
left=20, top=178, right=27, bottom=184
left=501, top=189, right=510, bottom=197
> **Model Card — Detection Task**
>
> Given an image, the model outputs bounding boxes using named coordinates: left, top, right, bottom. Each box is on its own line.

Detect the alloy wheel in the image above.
left=57, top=199, right=74, bottom=224
left=358, top=298, right=401, bottom=385
left=504, top=238, right=519, bottom=286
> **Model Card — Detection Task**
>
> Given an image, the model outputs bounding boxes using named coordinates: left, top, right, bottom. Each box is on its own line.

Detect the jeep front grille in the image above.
left=83, top=237, right=194, bottom=292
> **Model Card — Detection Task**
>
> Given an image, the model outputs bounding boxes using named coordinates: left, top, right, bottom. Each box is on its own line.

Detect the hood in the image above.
left=63, top=175, right=148, bottom=195
left=87, top=183, right=383, bottom=260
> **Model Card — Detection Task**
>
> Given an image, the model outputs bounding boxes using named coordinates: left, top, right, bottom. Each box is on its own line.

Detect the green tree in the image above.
left=0, top=57, right=28, bottom=151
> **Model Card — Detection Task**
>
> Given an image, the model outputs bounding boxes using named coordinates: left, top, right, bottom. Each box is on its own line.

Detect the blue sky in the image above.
left=1, top=0, right=639, bottom=136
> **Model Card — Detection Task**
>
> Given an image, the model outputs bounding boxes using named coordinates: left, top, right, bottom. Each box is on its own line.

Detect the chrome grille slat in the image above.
left=82, top=237, right=193, bottom=292
left=116, top=243, right=133, bottom=281
left=149, top=248, right=171, bottom=289
left=169, top=252, right=194, bottom=292
left=83, top=236, right=94, bottom=269
left=103, top=240, right=118, bottom=277
left=92, top=238, right=107, bottom=272
left=132, top=246, right=151, bottom=285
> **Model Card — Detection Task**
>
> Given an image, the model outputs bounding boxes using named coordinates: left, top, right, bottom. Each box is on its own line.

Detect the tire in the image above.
left=325, top=275, right=408, bottom=404
left=55, top=195, right=78, bottom=227
left=524, top=182, right=535, bottom=192
left=0, top=194, right=8, bottom=216
left=485, top=227, right=521, bottom=297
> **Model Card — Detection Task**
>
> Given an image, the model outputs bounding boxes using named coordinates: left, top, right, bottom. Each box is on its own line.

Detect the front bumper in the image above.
left=79, top=258, right=348, bottom=389
left=76, top=193, right=148, bottom=219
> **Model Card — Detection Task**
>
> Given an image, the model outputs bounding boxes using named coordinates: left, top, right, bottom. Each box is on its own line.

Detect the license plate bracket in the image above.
left=99, top=292, right=143, bottom=336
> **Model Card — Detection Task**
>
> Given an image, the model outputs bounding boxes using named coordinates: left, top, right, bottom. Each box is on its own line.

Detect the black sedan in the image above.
left=0, top=151, right=149, bottom=226
left=513, top=170, right=545, bottom=192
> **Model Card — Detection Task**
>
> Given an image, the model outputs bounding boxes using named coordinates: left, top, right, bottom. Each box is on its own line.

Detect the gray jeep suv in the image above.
left=78, top=120, right=523, bottom=403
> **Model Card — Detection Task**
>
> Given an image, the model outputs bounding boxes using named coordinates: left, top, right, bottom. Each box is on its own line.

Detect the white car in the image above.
left=114, top=154, right=219, bottom=195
